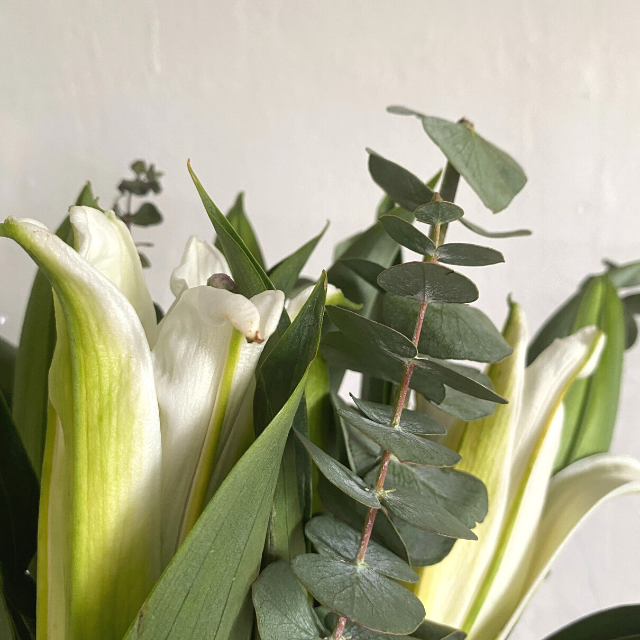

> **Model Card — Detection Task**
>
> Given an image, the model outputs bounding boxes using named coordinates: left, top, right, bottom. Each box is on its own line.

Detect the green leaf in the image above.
left=255, top=275, right=327, bottom=434
left=381, top=487, right=476, bottom=540
left=318, top=475, right=411, bottom=564
left=378, top=263, right=478, bottom=304
left=322, top=610, right=398, bottom=640
left=326, top=306, right=417, bottom=360
left=0, top=338, right=16, bottom=409
left=623, top=293, right=640, bottom=348
left=269, top=223, right=328, bottom=297
left=351, top=396, right=446, bottom=435
left=320, top=332, right=445, bottom=403
left=119, top=178, right=151, bottom=196
left=379, top=215, right=436, bottom=256
left=12, top=216, right=74, bottom=478
left=367, top=150, right=434, bottom=212
left=0, top=390, right=38, bottom=635
left=426, top=169, right=443, bottom=191
left=327, top=215, right=408, bottom=319
left=252, top=561, right=324, bottom=640
left=220, top=193, right=266, bottom=269
left=527, top=292, right=582, bottom=366
left=123, top=375, right=308, bottom=640
left=254, top=275, right=327, bottom=563
left=415, top=201, right=464, bottom=226
left=413, top=357, right=506, bottom=403
left=295, top=431, right=381, bottom=509
left=437, top=383, right=496, bottom=421
left=130, top=160, right=147, bottom=175
left=339, top=259, right=385, bottom=290
left=188, top=162, right=273, bottom=297
left=391, top=518, right=456, bottom=568
left=555, top=276, right=625, bottom=470
left=291, top=554, right=425, bottom=635
left=418, top=115, right=527, bottom=213
left=436, top=243, right=504, bottom=267
left=75, top=181, right=101, bottom=209
left=459, top=217, right=531, bottom=239
left=305, top=515, right=418, bottom=583
left=382, top=459, right=488, bottom=531
left=338, top=407, right=460, bottom=467
left=605, top=258, right=640, bottom=288
left=411, top=619, right=466, bottom=640
left=383, top=294, right=512, bottom=363
left=543, top=605, right=640, bottom=640
left=131, top=203, right=163, bottom=227
left=138, top=251, right=151, bottom=268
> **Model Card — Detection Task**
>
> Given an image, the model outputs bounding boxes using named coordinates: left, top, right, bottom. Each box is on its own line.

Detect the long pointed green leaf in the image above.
left=188, top=162, right=273, bottom=297
left=254, top=275, right=327, bottom=564
left=124, top=376, right=309, bottom=640
left=218, top=192, right=266, bottom=269
left=268, top=223, right=329, bottom=297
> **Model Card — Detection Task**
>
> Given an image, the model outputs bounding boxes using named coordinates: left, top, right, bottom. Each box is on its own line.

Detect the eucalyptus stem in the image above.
left=429, top=161, right=460, bottom=246
left=332, top=300, right=428, bottom=640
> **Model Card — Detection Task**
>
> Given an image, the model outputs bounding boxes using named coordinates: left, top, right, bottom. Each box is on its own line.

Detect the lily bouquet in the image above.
left=1, top=108, right=640, bottom=640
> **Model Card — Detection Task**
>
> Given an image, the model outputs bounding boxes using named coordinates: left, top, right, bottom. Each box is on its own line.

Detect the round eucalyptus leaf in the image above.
left=294, top=432, right=381, bottom=509
left=436, top=243, right=504, bottom=267
left=379, top=215, right=435, bottom=256
left=383, top=294, right=512, bottom=364
left=367, top=150, right=433, bottom=212
left=326, top=306, right=417, bottom=360
left=291, top=554, right=425, bottom=635
left=252, top=562, right=324, bottom=640
left=415, top=201, right=464, bottom=225
left=381, top=486, right=476, bottom=540
left=382, top=459, right=488, bottom=531
left=305, top=515, right=418, bottom=583
left=337, top=407, right=461, bottom=467
left=350, top=395, right=446, bottom=435
left=377, top=262, right=478, bottom=304
left=420, top=115, right=527, bottom=214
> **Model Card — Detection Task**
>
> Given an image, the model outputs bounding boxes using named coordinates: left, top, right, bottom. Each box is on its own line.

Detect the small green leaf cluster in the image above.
left=113, top=160, right=165, bottom=267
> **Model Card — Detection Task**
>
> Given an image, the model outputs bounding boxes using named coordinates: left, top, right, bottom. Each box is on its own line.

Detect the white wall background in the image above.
left=2, top=1, right=640, bottom=637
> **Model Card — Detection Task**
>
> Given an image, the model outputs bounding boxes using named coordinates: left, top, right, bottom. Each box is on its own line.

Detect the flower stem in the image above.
left=332, top=300, right=428, bottom=639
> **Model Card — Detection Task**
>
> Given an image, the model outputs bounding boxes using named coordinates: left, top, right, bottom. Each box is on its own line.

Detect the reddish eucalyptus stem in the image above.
left=332, top=299, right=428, bottom=640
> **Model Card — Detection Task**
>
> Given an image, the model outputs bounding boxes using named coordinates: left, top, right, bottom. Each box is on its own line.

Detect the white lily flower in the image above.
left=169, top=234, right=230, bottom=299
left=1, top=209, right=284, bottom=639
left=153, top=285, right=284, bottom=565
left=1, top=216, right=162, bottom=640
left=414, top=301, right=640, bottom=640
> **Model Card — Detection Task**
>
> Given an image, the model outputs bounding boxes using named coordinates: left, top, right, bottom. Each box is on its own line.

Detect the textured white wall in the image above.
left=1, top=1, right=640, bottom=637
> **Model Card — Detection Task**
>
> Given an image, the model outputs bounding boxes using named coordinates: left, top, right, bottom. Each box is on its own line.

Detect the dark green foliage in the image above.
left=378, top=262, right=479, bottom=304
left=542, top=605, right=640, bottom=640
left=367, top=150, right=434, bottom=212
left=291, top=554, right=425, bottom=635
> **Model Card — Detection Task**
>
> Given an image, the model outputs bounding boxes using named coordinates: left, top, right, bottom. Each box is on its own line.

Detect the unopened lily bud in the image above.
left=207, top=272, right=238, bottom=293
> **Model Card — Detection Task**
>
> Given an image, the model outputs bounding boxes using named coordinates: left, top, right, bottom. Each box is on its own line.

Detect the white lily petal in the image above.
left=416, top=300, right=528, bottom=629
left=493, top=454, right=640, bottom=640
left=153, top=286, right=284, bottom=566
left=70, top=206, right=158, bottom=344
left=512, top=326, right=605, bottom=488
left=1, top=217, right=162, bottom=640
left=467, top=326, right=605, bottom=639
left=252, top=290, right=286, bottom=340
left=169, top=235, right=230, bottom=298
